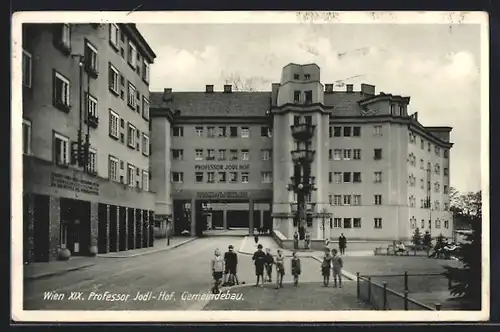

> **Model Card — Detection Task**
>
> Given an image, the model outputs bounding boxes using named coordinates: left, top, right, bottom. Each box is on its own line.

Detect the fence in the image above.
left=356, top=271, right=451, bottom=310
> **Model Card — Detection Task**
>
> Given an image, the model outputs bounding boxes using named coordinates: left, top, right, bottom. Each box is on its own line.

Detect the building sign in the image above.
left=50, top=172, right=100, bottom=196
left=195, top=164, right=250, bottom=171
left=196, top=191, right=249, bottom=199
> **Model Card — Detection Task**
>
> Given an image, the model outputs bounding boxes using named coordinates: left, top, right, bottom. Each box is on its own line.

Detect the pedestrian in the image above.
left=252, top=244, right=266, bottom=287
left=211, top=248, right=225, bottom=294
left=305, top=231, right=311, bottom=250
left=321, top=248, right=333, bottom=287
left=293, top=231, right=299, bottom=250
left=291, top=251, right=301, bottom=286
left=331, top=248, right=343, bottom=288
left=339, top=233, right=347, bottom=255
left=254, top=232, right=259, bottom=246
left=275, top=249, right=285, bottom=289
left=223, top=245, right=239, bottom=286
left=264, top=248, right=274, bottom=282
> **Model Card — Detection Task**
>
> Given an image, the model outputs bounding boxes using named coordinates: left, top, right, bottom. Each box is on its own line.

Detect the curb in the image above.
left=98, top=237, right=199, bottom=258
left=25, top=262, right=97, bottom=281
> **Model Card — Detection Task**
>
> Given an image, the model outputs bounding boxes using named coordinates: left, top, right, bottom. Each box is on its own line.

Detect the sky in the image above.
left=136, top=23, right=482, bottom=193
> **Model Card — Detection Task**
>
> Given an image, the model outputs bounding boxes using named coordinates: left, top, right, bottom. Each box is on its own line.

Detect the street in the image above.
left=24, top=236, right=324, bottom=310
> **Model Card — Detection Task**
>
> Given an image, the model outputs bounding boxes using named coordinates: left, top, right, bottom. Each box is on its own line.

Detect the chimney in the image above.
left=346, top=84, right=354, bottom=93
left=360, top=83, right=375, bottom=96
left=325, top=84, right=334, bottom=93
left=271, top=83, right=280, bottom=106
left=223, top=84, right=232, bottom=93
left=205, top=85, right=214, bottom=93
left=163, top=88, right=172, bottom=101
left=412, top=112, right=419, bottom=121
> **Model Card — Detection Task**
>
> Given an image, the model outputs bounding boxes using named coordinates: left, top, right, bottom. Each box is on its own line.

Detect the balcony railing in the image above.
left=291, top=123, right=315, bottom=141
left=291, top=149, right=315, bottom=163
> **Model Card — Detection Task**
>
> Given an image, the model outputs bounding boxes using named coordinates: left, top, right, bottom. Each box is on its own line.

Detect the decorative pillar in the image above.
left=24, top=194, right=35, bottom=263
left=149, top=211, right=155, bottom=247
left=249, top=199, right=254, bottom=236
left=123, top=207, right=129, bottom=251
left=90, top=202, right=99, bottom=250
left=190, top=198, right=196, bottom=237
left=104, top=204, right=110, bottom=253
left=260, top=209, right=264, bottom=230
left=48, top=196, right=61, bottom=261
left=130, top=209, right=136, bottom=249
left=223, top=208, right=228, bottom=230
left=116, top=207, right=120, bottom=252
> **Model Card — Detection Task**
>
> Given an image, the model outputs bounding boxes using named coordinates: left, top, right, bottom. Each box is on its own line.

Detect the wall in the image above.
left=151, top=117, right=172, bottom=215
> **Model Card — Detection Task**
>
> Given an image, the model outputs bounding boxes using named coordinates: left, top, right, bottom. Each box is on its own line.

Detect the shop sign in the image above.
left=194, top=164, right=250, bottom=171
left=196, top=191, right=248, bottom=199
left=50, top=172, right=100, bottom=196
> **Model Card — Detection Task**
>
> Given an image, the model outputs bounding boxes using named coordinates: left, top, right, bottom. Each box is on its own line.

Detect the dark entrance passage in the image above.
left=227, top=210, right=249, bottom=228
left=109, top=205, right=118, bottom=252
left=60, top=198, right=91, bottom=256
left=118, top=206, right=127, bottom=251
left=263, top=210, right=272, bottom=231
left=97, top=203, right=108, bottom=254
left=173, top=200, right=191, bottom=235
left=33, top=194, right=50, bottom=262
left=211, top=210, right=223, bottom=229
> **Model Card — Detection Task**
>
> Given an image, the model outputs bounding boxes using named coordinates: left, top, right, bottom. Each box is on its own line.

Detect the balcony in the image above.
left=291, top=123, right=315, bottom=141
left=291, top=149, right=315, bottom=164
left=87, top=113, right=99, bottom=128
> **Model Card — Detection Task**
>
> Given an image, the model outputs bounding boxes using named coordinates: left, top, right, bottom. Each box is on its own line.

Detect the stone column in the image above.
left=48, top=196, right=61, bottom=261
left=104, top=204, right=110, bottom=253
left=190, top=198, right=196, bottom=237
left=249, top=199, right=254, bottom=236
left=137, top=210, right=143, bottom=249
left=116, top=207, right=120, bottom=252
left=90, top=202, right=99, bottom=251
left=149, top=211, right=155, bottom=247
left=223, top=208, right=228, bottom=230
left=260, top=209, right=264, bottom=230
left=130, top=209, right=136, bottom=249
left=24, top=194, right=35, bottom=263
left=123, top=207, right=129, bottom=250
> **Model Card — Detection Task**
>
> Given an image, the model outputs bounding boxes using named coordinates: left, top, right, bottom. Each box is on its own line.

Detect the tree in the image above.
left=412, top=227, right=422, bottom=245
left=443, top=190, right=482, bottom=309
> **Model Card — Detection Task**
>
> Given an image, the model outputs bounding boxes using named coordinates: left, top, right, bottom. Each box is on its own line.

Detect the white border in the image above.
left=11, top=11, right=490, bottom=322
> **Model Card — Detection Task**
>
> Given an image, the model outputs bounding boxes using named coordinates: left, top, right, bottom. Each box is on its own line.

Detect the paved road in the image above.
left=24, top=236, right=325, bottom=310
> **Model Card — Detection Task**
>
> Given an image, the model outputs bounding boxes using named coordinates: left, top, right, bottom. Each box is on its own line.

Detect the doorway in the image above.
left=60, top=198, right=91, bottom=256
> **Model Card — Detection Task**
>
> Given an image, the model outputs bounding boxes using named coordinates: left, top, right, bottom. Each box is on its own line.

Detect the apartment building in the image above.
left=22, top=23, right=156, bottom=262
left=150, top=63, right=453, bottom=242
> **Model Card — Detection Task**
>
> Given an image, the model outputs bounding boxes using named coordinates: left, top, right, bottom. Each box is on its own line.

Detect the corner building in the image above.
left=150, top=63, right=454, bottom=243
left=22, top=23, right=156, bottom=262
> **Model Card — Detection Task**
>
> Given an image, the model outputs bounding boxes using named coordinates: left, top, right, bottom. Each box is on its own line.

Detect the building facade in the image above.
left=150, top=63, right=454, bottom=242
left=22, top=23, right=157, bottom=262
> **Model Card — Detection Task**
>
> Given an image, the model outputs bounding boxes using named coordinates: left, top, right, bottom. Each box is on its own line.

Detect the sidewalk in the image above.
left=98, top=236, right=197, bottom=258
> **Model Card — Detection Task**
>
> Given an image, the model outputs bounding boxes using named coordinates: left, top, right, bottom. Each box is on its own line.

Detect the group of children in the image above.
left=210, top=245, right=240, bottom=294
left=252, top=244, right=301, bottom=288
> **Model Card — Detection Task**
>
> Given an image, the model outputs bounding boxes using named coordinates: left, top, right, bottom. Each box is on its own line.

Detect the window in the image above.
left=195, top=149, right=203, bottom=160
left=206, top=149, right=215, bottom=160
left=333, top=218, right=342, bottom=228
left=421, top=139, right=425, bottom=149
left=142, top=97, right=149, bottom=120
left=343, top=218, right=352, bottom=229
left=172, top=149, right=183, bottom=161
left=87, top=148, right=97, bottom=173
left=84, top=41, right=99, bottom=75
left=22, top=50, right=32, bottom=88
left=207, top=127, right=215, bottom=138
left=230, top=149, right=238, bottom=160
left=343, top=127, right=352, bottom=137
left=428, top=142, right=431, bottom=152
left=420, top=159, right=424, bottom=169
left=261, top=149, right=271, bottom=161
left=53, top=71, right=71, bottom=110
left=353, top=218, right=362, bottom=228
left=218, top=126, right=227, bottom=137
left=343, top=195, right=351, bottom=205
left=229, top=172, right=238, bottom=183
left=374, top=194, right=382, bottom=205
left=420, top=178, right=424, bottom=189
left=218, top=172, right=226, bottom=183
left=109, top=24, right=119, bottom=47
left=142, top=171, right=149, bottom=191
left=195, top=127, right=204, bottom=137
left=373, top=125, right=382, bottom=136
left=444, top=168, right=449, bottom=176
left=331, top=195, right=341, bottom=206
left=304, top=74, right=310, bottom=80
left=435, top=164, right=441, bottom=174
left=374, top=171, right=382, bottom=183
left=328, top=149, right=332, bottom=160
left=142, top=134, right=150, bottom=156
left=229, top=126, right=238, bottom=137
left=444, top=220, right=449, bottom=229
left=333, top=126, right=342, bottom=137
left=22, top=119, right=31, bottom=155
left=128, top=41, right=137, bottom=68
left=353, top=195, right=362, bottom=205
left=353, top=126, right=361, bottom=137
left=127, top=164, right=135, bottom=186
left=218, top=149, right=226, bottom=160
left=171, top=172, right=184, bottom=183
left=333, top=172, right=342, bottom=184
left=390, top=104, right=396, bottom=115
left=55, top=24, right=71, bottom=51
left=304, top=90, right=313, bottom=103
left=241, top=149, right=249, bottom=160
left=108, top=64, right=119, bottom=94
left=262, top=172, right=272, bottom=183
left=241, top=127, right=250, bottom=138
left=333, top=149, right=342, bottom=160
left=328, top=172, right=333, bottom=183
left=294, top=74, right=300, bottom=80
left=195, top=172, right=203, bottom=183
left=435, top=146, right=440, bottom=156
left=353, top=172, right=361, bottom=183
left=374, top=218, right=383, bottom=229
left=127, top=123, right=136, bottom=148
left=261, top=126, right=271, bottom=137
left=207, top=172, right=215, bottom=183
left=293, top=91, right=301, bottom=103
left=108, top=156, right=118, bottom=181
left=352, top=149, right=362, bottom=160
left=444, top=149, right=449, bottom=158
left=86, top=93, right=98, bottom=119
left=142, top=60, right=150, bottom=83
left=53, top=133, right=69, bottom=165
left=343, top=149, right=352, bottom=160
left=374, top=148, right=382, bottom=160
left=173, top=127, right=183, bottom=137
left=241, top=172, right=249, bottom=183
left=127, top=82, right=136, bottom=108
left=343, top=172, right=351, bottom=183
left=329, top=126, right=333, bottom=138
left=109, top=110, right=119, bottom=138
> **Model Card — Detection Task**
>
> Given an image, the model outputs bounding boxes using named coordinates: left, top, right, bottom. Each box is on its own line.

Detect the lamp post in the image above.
left=318, top=207, right=333, bottom=241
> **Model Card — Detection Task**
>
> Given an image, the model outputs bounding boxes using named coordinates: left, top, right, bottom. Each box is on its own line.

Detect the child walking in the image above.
left=264, top=248, right=274, bottom=282
left=211, top=248, right=225, bottom=294
left=331, top=248, right=343, bottom=288
left=291, top=251, right=301, bottom=286
left=252, top=244, right=266, bottom=287
left=321, top=248, right=332, bottom=287
left=275, top=249, right=285, bottom=289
